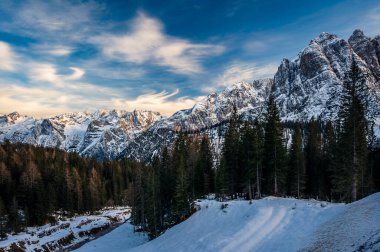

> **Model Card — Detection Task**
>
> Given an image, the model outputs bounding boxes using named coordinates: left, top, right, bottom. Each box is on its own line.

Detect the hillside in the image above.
left=75, top=193, right=380, bottom=252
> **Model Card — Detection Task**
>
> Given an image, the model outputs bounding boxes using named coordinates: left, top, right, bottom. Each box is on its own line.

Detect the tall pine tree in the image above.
left=288, top=125, right=306, bottom=198
left=333, top=60, right=369, bottom=202
left=263, top=95, right=288, bottom=195
left=220, top=105, right=241, bottom=196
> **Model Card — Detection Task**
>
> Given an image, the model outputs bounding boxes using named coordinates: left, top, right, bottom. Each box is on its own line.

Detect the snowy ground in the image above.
left=76, top=193, right=380, bottom=252
left=0, top=207, right=131, bottom=252
left=74, top=221, right=148, bottom=252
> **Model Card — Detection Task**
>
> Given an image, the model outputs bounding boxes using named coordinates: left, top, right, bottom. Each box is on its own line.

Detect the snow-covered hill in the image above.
left=75, top=193, right=380, bottom=252
left=1, top=29, right=380, bottom=162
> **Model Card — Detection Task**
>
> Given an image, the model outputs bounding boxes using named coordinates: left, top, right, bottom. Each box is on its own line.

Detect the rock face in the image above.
left=272, top=31, right=380, bottom=122
left=348, top=29, right=380, bottom=81
left=1, top=30, right=380, bottom=162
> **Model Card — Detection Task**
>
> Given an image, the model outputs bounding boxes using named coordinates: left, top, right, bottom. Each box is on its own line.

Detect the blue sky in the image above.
left=0, top=0, right=379, bottom=117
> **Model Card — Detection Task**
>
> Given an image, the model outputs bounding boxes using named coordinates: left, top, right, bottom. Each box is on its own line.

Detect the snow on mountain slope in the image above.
left=120, top=79, right=272, bottom=161
left=74, top=193, right=380, bottom=252
left=0, top=110, right=163, bottom=160
left=272, top=31, right=380, bottom=122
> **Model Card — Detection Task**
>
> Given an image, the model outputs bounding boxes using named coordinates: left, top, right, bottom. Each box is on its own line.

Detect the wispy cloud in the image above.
left=112, top=89, right=203, bottom=116
left=205, top=62, right=277, bottom=92
left=0, top=81, right=199, bottom=117
left=0, top=41, right=16, bottom=71
left=66, top=67, right=85, bottom=81
left=0, top=0, right=102, bottom=41
left=33, top=44, right=73, bottom=56
left=92, top=12, right=225, bottom=75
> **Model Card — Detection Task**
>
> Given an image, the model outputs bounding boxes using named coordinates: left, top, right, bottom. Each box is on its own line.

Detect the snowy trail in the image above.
left=75, top=194, right=380, bottom=252
left=221, top=206, right=286, bottom=252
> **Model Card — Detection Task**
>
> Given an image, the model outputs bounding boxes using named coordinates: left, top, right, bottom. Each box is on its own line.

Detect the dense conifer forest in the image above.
left=0, top=142, right=146, bottom=238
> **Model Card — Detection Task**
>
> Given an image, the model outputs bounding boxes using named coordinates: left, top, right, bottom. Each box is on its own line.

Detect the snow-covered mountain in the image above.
left=1, top=29, right=380, bottom=161
left=0, top=110, right=163, bottom=160
left=272, top=30, right=380, bottom=121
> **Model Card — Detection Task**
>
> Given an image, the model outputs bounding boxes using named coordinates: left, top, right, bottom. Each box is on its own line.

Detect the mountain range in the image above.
left=1, top=29, right=380, bottom=162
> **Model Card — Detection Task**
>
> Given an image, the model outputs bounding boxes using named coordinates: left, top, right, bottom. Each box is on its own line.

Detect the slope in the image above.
left=75, top=193, right=380, bottom=252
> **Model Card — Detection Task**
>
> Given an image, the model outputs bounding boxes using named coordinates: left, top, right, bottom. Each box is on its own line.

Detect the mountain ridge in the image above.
left=1, top=29, right=380, bottom=161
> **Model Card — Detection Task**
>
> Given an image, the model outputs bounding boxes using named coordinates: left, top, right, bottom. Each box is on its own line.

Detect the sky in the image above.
left=0, top=0, right=379, bottom=117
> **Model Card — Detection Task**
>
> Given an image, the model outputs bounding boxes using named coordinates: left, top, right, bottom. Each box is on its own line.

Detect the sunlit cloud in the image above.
left=66, top=67, right=85, bottom=81
left=204, top=62, right=277, bottom=92
left=27, top=63, right=60, bottom=83
left=112, top=89, right=203, bottom=116
left=34, top=45, right=73, bottom=56
left=92, top=12, right=225, bottom=75
left=0, top=41, right=16, bottom=71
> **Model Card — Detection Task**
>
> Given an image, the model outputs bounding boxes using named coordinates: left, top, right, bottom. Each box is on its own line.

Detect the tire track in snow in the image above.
left=221, top=206, right=287, bottom=252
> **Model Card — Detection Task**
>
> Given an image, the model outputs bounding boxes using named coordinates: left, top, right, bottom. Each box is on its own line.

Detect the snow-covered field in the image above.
left=77, top=193, right=380, bottom=252
left=0, top=207, right=131, bottom=252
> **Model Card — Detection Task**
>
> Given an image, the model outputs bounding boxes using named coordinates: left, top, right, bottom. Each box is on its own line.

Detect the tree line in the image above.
left=216, top=60, right=380, bottom=202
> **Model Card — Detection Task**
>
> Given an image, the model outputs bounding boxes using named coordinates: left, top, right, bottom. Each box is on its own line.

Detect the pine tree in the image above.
left=195, top=135, right=214, bottom=197
left=0, top=196, right=7, bottom=239
left=145, top=157, right=161, bottom=238
left=333, top=60, right=369, bottom=202
left=288, top=126, right=306, bottom=198
left=305, top=120, right=323, bottom=198
left=174, top=156, right=190, bottom=221
left=221, top=105, right=241, bottom=196
left=216, top=156, right=227, bottom=197
left=253, top=120, right=264, bottom=198
left=159, top=146, right=174, bottom=225
left=263, top=95, right=288, bottom=195
left=131, top=163, right=145, bottom=229
left=322, top=121, right=336, bottom=200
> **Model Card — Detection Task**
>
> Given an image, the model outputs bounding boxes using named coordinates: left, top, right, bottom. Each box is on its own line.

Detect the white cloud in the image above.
left=0, top=41, right=16, bottom=71
left=27, top=63, right=60, bottom=83
left=66, top=67, right=85, bottom=80
left=27, top=63, right=85, bottom=84
left=92, top=12, right=224, bottom=75
left=206, top=62, right=277, bottom=92
left=112, top=89, right=203, bottom=116
left=38, top=45, right=73, bottom=56
left=0, top=80, right=199, bottom=117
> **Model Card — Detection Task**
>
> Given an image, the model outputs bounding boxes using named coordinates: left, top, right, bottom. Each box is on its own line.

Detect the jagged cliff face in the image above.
left=272, top=31, right=380, bottom=122
left=349, top=29, right=380, bottom=81
left=0, top=110, right=163, bottom=160
left=1, top=30, right=380, bottom=162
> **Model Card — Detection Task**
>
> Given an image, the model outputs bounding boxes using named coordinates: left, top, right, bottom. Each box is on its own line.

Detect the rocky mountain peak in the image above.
left=349, top=29, right=380, bottom=81
left=313, top=32, right=339, bottom=44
